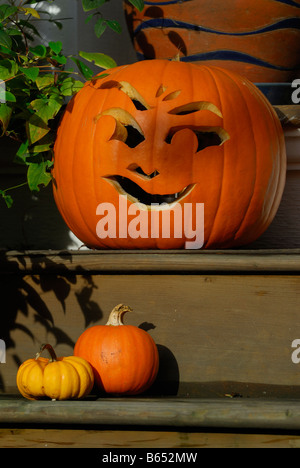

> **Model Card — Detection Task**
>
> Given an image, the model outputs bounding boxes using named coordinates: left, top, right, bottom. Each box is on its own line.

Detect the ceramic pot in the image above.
left=123, top=0, right=300, bottom=83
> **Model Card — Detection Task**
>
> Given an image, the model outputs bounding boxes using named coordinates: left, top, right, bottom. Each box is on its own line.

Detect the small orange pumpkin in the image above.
left=74, top=304, right=159, bottom=395
left=16, top=344, right=94, bottom=400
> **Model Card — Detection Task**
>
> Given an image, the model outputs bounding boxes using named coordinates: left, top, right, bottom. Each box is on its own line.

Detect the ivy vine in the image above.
left=0, top=0, right=144, bottom=207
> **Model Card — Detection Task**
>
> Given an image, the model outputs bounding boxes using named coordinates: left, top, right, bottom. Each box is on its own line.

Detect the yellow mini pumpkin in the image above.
left=16, top=344, right=94, bottom=400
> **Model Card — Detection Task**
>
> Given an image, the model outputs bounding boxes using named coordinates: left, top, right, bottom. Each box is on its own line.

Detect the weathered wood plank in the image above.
left=1, top=397, right=300, bottom=431
left=275, top=105, right=300, bottom=129
left=1, top=427, right=300, bottom=448
left=1, top=249, right=300, bottom=273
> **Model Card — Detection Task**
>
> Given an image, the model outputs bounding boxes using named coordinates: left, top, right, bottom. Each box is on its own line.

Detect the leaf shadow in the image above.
left=0, top=251, right=103, bottom=392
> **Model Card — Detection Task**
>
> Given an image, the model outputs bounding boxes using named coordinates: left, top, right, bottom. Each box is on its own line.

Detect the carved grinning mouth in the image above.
left=103, top=176, right=195, bottom=208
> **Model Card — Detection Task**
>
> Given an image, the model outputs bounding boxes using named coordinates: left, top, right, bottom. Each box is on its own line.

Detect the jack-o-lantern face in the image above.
left=96, top=80, right=229, bottom=209
left=53, top=60, right=286, bottom=249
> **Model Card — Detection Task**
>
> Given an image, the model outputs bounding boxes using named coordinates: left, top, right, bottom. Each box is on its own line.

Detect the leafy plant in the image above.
left=0, top=0, right=144, bottom=207
left=82, top=0, right=144, bottom=38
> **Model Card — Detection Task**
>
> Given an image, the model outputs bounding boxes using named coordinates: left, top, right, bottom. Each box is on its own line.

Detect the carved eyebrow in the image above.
left=100, top=80, right=150, bottom=111
left=162, top=90, right=181, bottom=101
left=119, top=81, right=150, bottom=110
left=96, top=108, right=143, bottom=133
left=155, top=84, right=182, bottom=101
left=168, top=101, right=223, bottom=118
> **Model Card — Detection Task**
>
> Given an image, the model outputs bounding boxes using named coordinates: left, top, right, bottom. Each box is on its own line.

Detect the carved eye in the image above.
left=165, top=126, right=229, bottom=152
left=96, top=108, right=145, bottom=148
left=97, top=81, right=150, bottom=147
left=165, top=101, right=229, bottom=152
left=96, top=85, right=229, bottom=151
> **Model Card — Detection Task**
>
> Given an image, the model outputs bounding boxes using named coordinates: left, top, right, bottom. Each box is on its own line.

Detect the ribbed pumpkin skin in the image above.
left=74, top=324, right=159, bottom=395
left=16, top=351, right=94, bottom=400
left=53, top=59, right=286, bottom=249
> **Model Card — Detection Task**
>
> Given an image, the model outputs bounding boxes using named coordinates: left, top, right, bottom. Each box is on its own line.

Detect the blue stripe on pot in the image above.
left=179, top=50, right=295, bottom=70
left=271, top=0, right=300, bottom=7
left=144, top=0, right=191, bottom=4
left=136, top=50, right=295, bottom=71
left=133, top=17, right=300, bottom=36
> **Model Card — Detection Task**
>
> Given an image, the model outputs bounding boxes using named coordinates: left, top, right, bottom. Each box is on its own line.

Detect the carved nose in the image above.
left=127, top=163, right=160, bottom=180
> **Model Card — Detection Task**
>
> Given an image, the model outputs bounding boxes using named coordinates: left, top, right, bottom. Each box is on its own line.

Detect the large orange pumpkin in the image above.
left=52, top=59, right=286, bottom=249
left=74, top=304, right=159, bottom=395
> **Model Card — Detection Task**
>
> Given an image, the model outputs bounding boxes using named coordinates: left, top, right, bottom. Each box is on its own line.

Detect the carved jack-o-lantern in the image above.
left=53, top=60, right=286, bottom=249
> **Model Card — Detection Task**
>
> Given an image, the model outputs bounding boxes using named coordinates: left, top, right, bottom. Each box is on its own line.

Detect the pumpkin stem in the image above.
left=171, top=52, right=181, bottom=62
left=35, top=343, right=57, bottom=362
left=106, top=304, right=133, bottom=326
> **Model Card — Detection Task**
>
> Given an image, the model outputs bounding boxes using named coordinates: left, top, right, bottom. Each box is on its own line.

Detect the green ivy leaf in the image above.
left=91, top=73, right=109, bottom=82
left=49, top=19, right=63, bottom=30
left=27, top=160, right=53, bottom=192
left=60, top=77, right=84, bottom=96
left=20, top=66, right=39, bottom=82
left=106, top=20, right=122, bottom=34
left=2, top=90, right=16, bottom=102
left=0, top=5, right=18, bottom=21
left=16, top=140, right=29, bottom=163
left=27, top=97, right=61, bottom=144
left=0, top=190, right=13, bottom=208
left=35, top=73, right=54, bottom=90
left=72, top=80, right=84, bottom=93
left=0, top=44, right=14, bottom=55
left=79, top=51, right=117, bottom=70
left=0, top=103, right=12, bottom=135
left=30, top=133, right=53, bottom=154
left=0, top=59, right=18, bottom=80
left=81, top=0, right=106, bottom=12
left=51, top=54, right=67, bottom=65
left=7, top=76, right=30, bottom=97
left=26, top=114, right=50, bottom=145
left=0, top=30, right=12, bottom=50
left=49, top=41, right=62, bottom=55
left=31, top=96, right=62, bottom=116
left=94, top=17, right=107, bottom=38
left=128, top=0, right=144, bottom=12
left=20, top=7, right=40, bottom=19
left=0, top=85, right=16, bottom=103
left=84, top=13, right=94, bottom=24
left=29, top=44, right=47, bottom=58
left=71, top=57, right=94, bottom=80
left=7, top=28, right=22, bottom=37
